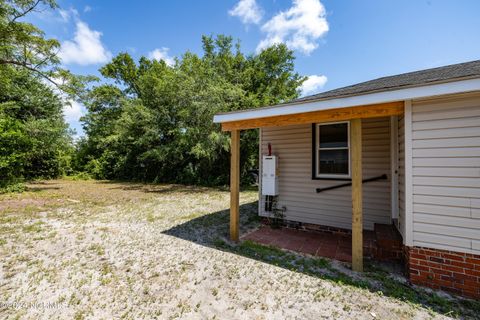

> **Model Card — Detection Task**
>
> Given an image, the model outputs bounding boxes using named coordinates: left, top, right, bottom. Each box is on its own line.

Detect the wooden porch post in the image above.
left=351, top=118, right=363, bottom=272
left=230, top=130, right=240, bottom=242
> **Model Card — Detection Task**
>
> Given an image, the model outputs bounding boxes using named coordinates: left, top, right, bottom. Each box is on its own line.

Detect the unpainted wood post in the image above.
left=351, top=118, right=363, bottom=272
left=230, top=130, right=240, bottom=242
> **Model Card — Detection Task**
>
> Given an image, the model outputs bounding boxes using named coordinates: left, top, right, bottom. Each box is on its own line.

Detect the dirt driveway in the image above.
left=0, top=180, right=478, bottom=319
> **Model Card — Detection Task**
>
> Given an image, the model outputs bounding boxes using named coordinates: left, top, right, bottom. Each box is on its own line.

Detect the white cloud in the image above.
left=58, top=9, right=70, bottom=21
left=63, top=100, right=85, bottom=123
left=148, top=48, right=175, bottom=66
left=57, top=8, right=78, bottom=22
left=84, top=5, right=92, bottom=13
left=257, top=0, right=329, bottom=54
left=58, top=8, right=78, bottom=22
left=229, top=0, right=263, bottom=25
left=59, top=20, right=112, bottom=65
left=300, top=74, right=327, bottom=96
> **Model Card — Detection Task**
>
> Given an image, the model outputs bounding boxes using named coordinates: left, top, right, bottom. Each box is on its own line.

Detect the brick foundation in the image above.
left=406, top=246, right=480, bottom=299
left=261, top=218, right=356, bottom=235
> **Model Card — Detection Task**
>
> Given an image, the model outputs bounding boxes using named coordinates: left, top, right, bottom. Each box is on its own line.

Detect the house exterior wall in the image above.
left=398, top=115, right=406, bottom=239
left=410, top=92, right=480, bottom=255
left=256, top=91, right=480, bottom=299
left=406, top=246, right=480, bottom=299
left=402, top=92, right=480, bottom=299
left=259, top=117, right=392, bottom=231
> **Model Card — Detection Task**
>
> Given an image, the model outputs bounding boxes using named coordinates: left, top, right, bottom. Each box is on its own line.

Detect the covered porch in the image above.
left=217, top=100, right=406, bottom=272
left=242, top=223, right=402, bottom=263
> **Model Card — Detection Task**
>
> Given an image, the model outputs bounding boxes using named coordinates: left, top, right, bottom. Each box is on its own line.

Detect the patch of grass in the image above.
left=64, top=172, right=93, bottom=181
left=69, top=293, right=81, bottom=306
left=101, top=263, right=113, bottom=276
left=193, top=211, right=230, bottom=228
left=0, top=182, right=26, bottom=194
left=365, top=264, right=480, bottom=319
left=3, top=179, right=477, bottom=319
left=0, top=215, right=20, bottom=224
left=88, top=243, right=105, bottom=256
left=216, top=239, right=480, bottom=319
left=181, top=212, right=202, bottom=221
left=74, top=310, right=85, bottom=320
left=216, top=240, right=332, bottom=277
left=22, top=221, right=44, bottom=233
left=146, top=212, right=156, bottom=223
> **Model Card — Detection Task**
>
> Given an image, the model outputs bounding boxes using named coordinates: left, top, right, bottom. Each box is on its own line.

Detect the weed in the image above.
left=146, top=212, right=155, bottom=222
left=0, top=182, right=26, bottom=194
left=3, top=179, right=478, bottom=319
left=73, top=310, right=85, bottom=320
left=216, top=239, right=480, bottom=318
left=64, top=173, right=92, bottom=181
left=22, top=221, right=44, bottom=233
left=88, top=244, right=105, bottom=256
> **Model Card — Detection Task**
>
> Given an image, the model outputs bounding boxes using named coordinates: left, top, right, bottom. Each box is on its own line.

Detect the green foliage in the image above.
left=63, top=172, right=92, bottom=181
left=78, top=35, right=306, bottom=185
left=0, top=65, right=74, bottom=189
left=217, top=239, right=332, bottom=275
left=0, top=2, right=305, bottom=188
left=0, top=0, right=95, bottom=99
left=0, top=180, right=25, bottom=193
left=0, top=0, right=59, bottom=68
left=217, top=239, right=480, bottom=318
left=0, top=0, right=88, bottom=191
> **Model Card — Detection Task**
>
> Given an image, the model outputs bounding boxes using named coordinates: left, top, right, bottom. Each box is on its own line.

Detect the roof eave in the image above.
left=213, top=77, right=480, bottom=124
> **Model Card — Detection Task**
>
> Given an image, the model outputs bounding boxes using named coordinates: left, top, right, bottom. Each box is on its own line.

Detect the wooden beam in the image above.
left=222, top=101, right=404, bottom=131
left=230, top=130, right=240, bottom=242
left=351, top=118, right=363, bottom=272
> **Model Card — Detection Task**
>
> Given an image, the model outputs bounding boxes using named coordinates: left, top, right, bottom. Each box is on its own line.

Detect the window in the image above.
left=313, top=121, right=350, bottom=179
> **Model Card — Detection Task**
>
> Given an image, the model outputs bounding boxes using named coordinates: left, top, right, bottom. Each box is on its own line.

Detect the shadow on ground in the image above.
left=24, top=181, right=62, bottom=192
left=163, top=201, right=258, bottom=245
left=163, top=201, right=480, bottom=319
left=98, top=180, right=223, bottom=194
left=25, top=186, right=61, bottom=192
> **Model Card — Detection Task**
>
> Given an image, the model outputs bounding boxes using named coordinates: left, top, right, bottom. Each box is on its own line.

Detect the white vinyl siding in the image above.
left=411, top=92, right=480, bottom=254
left=398, top=115, right=406, bottom=238
left=259, top=117, right=392, bottom=230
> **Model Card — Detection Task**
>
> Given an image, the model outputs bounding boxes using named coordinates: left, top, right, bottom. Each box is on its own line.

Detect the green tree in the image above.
left=0, top=66, right=73, bottom=188
left=0, top=0, right=85, bottom=190
left=78, top=35, right=305, bottom=185
left=0, top=0, right=91, bottom=97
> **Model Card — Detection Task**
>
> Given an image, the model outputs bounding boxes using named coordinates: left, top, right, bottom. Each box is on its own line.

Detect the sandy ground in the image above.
left=0, top=180, right=477, bottom=319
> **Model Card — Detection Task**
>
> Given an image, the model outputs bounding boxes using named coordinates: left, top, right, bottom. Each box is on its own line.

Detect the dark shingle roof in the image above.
left=293, top=60, right=480, bottom=104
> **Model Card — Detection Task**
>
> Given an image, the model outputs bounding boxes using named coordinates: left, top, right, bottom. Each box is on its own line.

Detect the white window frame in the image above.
left=315, top=121, right=351, bottom=179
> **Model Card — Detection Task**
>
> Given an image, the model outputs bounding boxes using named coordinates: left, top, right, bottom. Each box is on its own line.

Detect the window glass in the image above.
left=315, top=122, right=350, bottom=177
left=319, top=123, right=348, bottom=148
left=318, top=149, right=349, bottom=175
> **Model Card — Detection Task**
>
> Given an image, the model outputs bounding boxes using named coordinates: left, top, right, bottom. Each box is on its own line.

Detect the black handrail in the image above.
left=316, top=174, right=388, bottom=193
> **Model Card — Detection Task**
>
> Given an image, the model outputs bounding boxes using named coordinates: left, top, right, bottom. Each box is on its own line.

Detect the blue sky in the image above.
left=29, top=0, right=480, bottom=137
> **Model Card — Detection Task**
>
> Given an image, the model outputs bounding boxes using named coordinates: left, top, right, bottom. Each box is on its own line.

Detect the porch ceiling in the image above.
left=220, top=101, right=404, bottom=131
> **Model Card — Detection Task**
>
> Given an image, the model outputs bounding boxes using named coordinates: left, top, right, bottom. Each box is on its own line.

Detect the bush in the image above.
left=76, top=36, right=305, bottom=186
left=0, top=181, right=26, bottom=194
left=64, top=172, right=93, bottom=181
left=0, top=66, right=74, bottom=190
